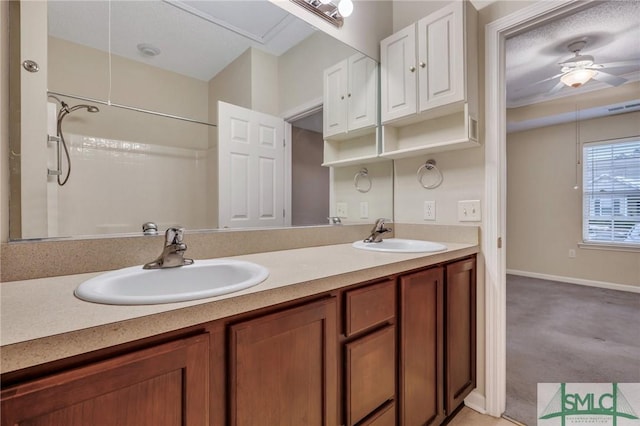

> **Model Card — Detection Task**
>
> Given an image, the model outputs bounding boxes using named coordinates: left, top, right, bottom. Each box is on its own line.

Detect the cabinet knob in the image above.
left=341, top=95, right=345, bottom=100
left=348, top=93, right=351, bottom=98
left=420, top=61, right=426, bottom=68
left=409, top=66, right=416, bottom=72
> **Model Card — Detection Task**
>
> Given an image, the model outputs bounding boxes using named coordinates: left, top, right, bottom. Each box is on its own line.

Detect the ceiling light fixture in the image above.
left=290, top=0, right=351, bottom=28
left=137, top=43, right=161, bottom=58
left=560, top=68, right=596, bottom=88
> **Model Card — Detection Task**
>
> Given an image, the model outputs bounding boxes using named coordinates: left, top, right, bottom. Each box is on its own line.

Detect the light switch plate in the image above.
left=424, top=201, right=436, bottom=221
left=359, top=202, right=369, bottom=219
left=336, top=202, right=348, bottom=218
left=458, top=200, right=481, bottom=222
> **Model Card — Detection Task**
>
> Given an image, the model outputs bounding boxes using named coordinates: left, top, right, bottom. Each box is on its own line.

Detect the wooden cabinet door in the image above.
left=445, top=257, right=476, bottom=413
left=323, top=59, right=348, bottom=138
left=417, top=1, right=464, bottom=112
left=381, top=24, right=417, bottom=123
left=228, top=298, right=338, bottom=426
left=347, top=53, right=378, bottom=132
left=0, top=334, right=209, bottom=426
left=399, top=267, right=446, bottom=426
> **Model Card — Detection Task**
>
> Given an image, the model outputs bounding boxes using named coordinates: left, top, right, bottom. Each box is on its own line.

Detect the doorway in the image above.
left=289, top=110, right=330, bottom=226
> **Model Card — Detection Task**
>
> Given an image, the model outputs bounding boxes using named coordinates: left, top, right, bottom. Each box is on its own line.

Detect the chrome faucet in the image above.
left=143, top=227, right=194, bottom=269
left=364, top=218, right=393, bottom=243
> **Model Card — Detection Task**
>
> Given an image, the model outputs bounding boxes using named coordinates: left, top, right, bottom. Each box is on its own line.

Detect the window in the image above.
left=583, top=138, right=640, bottom=246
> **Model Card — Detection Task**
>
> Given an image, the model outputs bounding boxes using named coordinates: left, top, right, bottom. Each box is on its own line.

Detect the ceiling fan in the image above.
left=535, top=40, right=640, bottom=94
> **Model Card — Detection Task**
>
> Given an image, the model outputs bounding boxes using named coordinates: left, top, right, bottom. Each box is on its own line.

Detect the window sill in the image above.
left=578, top=242, right=640, bottom=253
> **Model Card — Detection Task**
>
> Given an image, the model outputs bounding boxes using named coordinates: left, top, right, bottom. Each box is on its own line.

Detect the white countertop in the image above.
left=1, top=242, right=477, bottom=374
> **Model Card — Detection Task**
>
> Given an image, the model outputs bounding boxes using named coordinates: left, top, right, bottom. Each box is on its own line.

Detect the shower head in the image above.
left=68, top=104, right=100, bottom=114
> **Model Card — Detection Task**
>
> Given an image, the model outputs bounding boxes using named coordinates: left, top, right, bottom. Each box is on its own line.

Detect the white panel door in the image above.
left=381, top=24, right=417, bottom=124
left=323, top=59, right=348, bottom=138
left=218, top=102, right=285, bottom=229
left=417, top=1, right=464, bottom=112
left=347, top=54, right=378, bottom=132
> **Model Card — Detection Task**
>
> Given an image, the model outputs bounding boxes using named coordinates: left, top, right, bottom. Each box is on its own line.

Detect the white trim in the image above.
left=281, top=97, right=323, bottom=123
left=484, top=0, right=586, bottom=418
left=284, top=122, right=292, bottom=227
left=506, top=269, right=640, bottom=294
left=578, top=242, right=640, bottom=253
left=464, top=390, right=487, bottom=414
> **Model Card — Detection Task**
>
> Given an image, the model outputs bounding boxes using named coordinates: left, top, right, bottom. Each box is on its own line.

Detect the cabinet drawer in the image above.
left=360, top=402, right=395, bottom=426
left=345, top=325, right=396, bottom=426
left=345, top=279, right=395, bottom=337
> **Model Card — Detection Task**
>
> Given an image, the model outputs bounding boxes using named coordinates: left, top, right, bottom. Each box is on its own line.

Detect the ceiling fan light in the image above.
left=560, top=69, right=596, bottom=88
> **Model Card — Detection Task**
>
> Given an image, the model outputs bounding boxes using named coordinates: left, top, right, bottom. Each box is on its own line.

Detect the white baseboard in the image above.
left=464, top=389, right=487, bottom=414
left=506, top=269, right=640, bottom=294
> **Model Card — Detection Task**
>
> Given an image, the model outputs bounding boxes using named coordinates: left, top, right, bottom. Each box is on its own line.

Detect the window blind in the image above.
left=583, top=139, right=640, bottom=245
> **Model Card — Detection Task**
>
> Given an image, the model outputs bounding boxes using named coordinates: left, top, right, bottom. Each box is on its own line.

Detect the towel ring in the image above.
left=354, top=168, right=372, bottom=193
left=417, top=159, right=443, bottom=189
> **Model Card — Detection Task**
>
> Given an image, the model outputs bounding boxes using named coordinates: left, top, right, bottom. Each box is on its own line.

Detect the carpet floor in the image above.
left=505, top=274, right=640, bottom=425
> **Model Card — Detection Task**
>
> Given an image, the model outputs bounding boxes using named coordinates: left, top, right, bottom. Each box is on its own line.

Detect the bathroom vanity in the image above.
left=1, top=243, right=477, bottom=426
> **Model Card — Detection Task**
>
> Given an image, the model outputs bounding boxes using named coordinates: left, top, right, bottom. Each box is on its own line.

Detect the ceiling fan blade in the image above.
left=549, top=80, right=565, bottom=95
left=597, top=59, right=640, bottom=69
left=529, top=72, right=564, bottom=86
left=593, top=71, right=627, bottom=87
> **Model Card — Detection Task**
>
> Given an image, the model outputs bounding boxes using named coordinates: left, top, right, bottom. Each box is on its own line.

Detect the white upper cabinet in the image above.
left=379, top=1, right=479, bottom=159
left=381, top=1, right=476, bottom=125
left=323, top=53, right=378, bottom=140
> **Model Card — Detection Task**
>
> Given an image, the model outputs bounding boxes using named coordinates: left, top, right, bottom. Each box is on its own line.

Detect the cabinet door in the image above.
left=381, top=24, right=417, bottom=123
left=417, top=2, right=464, bottom=112
left=347, top=54, right=378, bottom=132
left=445, top=257, right=476, bottom=413
left=323, top=59, right=348, bottom=138
left=228, top=298, right=338, bottom=426
left=0, top=334, right=210, bottom=426
left=399, top=267, right=445, bottom=426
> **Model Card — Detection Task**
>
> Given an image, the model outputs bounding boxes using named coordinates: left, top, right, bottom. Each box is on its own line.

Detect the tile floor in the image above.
left=448, top=407, right=520, bottom=426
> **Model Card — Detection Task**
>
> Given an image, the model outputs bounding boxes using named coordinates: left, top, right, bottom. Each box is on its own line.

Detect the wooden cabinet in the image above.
left=380, top=2, right=479, bottom=159
left=399, top=256, right=477, bottom=424
left=0, top=334, right=209, bottom=426
left=1, top=255, right=476, bottom=426
left=342, top=280, right=396, bottom=426
left=227, top=298, right=338, bottom=426
left=399, top=267, right=445, bottom=426
left=445, top=257, right=477, bottom=413
left=323, top=53, right=378, bottom=140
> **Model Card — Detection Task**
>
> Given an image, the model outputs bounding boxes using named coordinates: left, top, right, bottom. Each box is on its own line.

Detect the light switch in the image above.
left=458, top=200, right=481, bottom=222
left=336, top=202, right=348, bottom=218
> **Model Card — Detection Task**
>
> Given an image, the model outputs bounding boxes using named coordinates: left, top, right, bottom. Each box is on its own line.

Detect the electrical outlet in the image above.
left=458, top=200, right=481, bottom=222
left=336, top=202, right=348, bottom=218
left=424, top=201, right=436, bottom=221
left=359, top=202, right=369, bottom=219
left=569, top=249, right=576, bottom=258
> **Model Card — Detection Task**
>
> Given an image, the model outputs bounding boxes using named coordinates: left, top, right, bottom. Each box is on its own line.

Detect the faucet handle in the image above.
left=165, top=227, right=185, bottom=244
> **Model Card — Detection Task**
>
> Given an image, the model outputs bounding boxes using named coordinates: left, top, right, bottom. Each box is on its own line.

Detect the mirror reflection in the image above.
left=10, top=0, right=392, bottom=240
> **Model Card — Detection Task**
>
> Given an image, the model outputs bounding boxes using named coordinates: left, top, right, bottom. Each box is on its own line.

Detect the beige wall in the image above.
left=278, top=31, right=355, bottom=116
left=208, top=48, right=252, bottom=126
left=507, top=111, right=640, bottom=287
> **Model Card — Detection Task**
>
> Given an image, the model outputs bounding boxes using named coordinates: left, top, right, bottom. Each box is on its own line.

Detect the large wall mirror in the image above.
left=9, top=0, right=392, bottom=241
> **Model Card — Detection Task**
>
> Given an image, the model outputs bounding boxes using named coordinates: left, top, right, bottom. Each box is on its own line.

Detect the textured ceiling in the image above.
left=505, top=0, right=640, bottom=108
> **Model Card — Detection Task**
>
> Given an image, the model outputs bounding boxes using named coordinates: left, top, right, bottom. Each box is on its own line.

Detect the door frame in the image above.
left=483, top=0, right=586, bottom=417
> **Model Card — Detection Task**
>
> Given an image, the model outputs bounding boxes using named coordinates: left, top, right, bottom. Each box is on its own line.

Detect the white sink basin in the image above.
left=75, top=259, right=269, bottom=305
left=352, top=238, right=447, bottom=253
